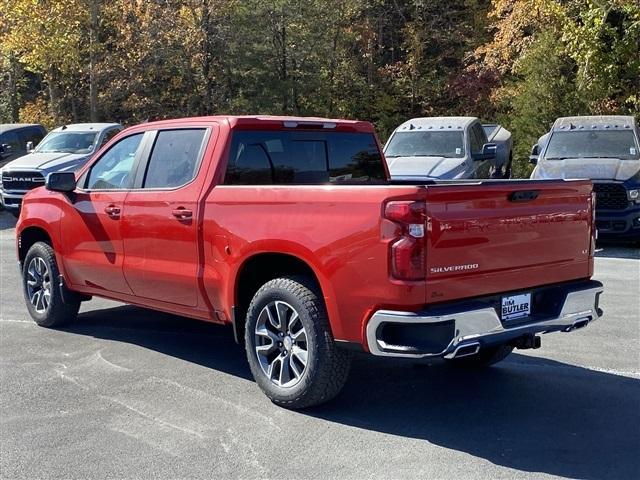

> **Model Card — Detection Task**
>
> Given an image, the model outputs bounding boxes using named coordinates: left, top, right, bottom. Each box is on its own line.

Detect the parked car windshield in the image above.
left=545, top=131, right=639, bottom=160
left=35, top=132, right=98, bottom=154
left=385, top=131, right=465, bottom=158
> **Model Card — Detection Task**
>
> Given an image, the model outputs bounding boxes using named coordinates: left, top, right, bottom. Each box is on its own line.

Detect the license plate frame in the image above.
left=501, top=293, right=532, bottom=321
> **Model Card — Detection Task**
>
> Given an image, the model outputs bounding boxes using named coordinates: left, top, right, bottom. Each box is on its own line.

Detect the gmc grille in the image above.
left=1, top=171, right=45, bottom=191
left=593, top=183, right=628, bottom=211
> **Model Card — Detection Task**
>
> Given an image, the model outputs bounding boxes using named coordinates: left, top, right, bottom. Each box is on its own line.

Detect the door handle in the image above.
left=172, top=208, right=193, bottom=219
left=509, top=190, right=540, bottom=202
left=104, top=205, right=121, bottom=217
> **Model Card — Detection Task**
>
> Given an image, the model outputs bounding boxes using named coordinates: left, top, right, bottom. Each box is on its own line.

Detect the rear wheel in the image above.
left=446, top=343, right=513, bottom=368
left=245, top=276, right=351, bottom=409
left=22, top=242, right=80, bottom=327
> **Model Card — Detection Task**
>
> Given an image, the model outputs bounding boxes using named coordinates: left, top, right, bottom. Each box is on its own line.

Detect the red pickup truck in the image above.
left=16, top=116, right=603, bottom=408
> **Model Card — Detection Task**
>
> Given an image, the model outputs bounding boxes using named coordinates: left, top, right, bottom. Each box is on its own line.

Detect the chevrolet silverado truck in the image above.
left=530, top=116, right=640, bottom=241
left=16, top=115, right=602, bottom=408
left=1, top=123, right=122, bottom=216
left=384, top=117, right=512, bottom=180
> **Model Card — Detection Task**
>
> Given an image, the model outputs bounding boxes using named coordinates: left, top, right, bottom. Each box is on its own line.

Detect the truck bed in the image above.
left=205, top=178, right=594, bottom=343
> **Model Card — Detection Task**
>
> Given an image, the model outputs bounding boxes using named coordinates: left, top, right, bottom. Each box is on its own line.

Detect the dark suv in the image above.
left=0, top=124, right=47, bottom=166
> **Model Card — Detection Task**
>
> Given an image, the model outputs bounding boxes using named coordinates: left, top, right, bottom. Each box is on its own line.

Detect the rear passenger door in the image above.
left=121, top=127, right=213, bottom=307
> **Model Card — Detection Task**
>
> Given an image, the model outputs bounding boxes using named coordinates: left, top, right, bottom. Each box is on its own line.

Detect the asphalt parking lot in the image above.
left=1, top=210, right=639, bottom=480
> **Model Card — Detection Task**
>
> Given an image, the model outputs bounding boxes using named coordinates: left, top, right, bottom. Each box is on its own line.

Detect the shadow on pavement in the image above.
left=595, top=241, right=639, bottom=260
left=0, top=210, right=17, bottom=231
left=63, top=304, right=640, bottom=480
left=309, top=354, right=640, bottom=480
left=65, top=304, right=252, bottom=381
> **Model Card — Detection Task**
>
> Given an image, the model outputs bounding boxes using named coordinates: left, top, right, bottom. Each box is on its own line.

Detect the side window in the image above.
left=32, top=128, right=45, bottom=145
left=1, top=131, right=22, bottom=151
left=142, top=129, right=206, bottom=189
left=469, top=126, right=483, bottom=154
left=86, top=133, right=143, bottom=190
left=100, top=127, right=121, bottom=147
left=18, top=128, right=44, bottom=148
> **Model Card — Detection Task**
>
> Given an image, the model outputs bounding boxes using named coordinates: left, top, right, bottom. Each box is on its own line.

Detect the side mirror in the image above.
left=529, top=144, right=540, bottom=165
left=46, top=172, right=76, bottom=192
left=473, top=143, right=497, bottom=161
left=26, top=141, right=34, bottom=152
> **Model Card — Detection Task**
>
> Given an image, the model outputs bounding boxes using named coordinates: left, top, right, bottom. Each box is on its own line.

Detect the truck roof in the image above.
left=552, top=116, right=636, bottom=132
left=0, top=123, right=44, bottom=132
left=136, top=115, right=375, bottom=133
left=50, top=123, right=121, bottom=133
left=393, top=117, right=478, bottom=132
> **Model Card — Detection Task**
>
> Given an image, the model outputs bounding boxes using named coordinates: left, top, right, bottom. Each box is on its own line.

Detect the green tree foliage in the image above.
left=0, top=0, right=638, bottom=177
left=479, top=0, right=640, bottom=175
left=506, top=32, right=589, bottom=177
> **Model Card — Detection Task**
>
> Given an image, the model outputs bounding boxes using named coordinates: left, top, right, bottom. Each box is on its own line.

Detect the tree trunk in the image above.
left=280, top=7, right=288, bottom=113
left=7, top=54, right=20, bottom=122
left=201, top=0, right=214, bottom=115
left=47, top=68, right=62, bottom=123
left=89, top=0, right=99, bottom=121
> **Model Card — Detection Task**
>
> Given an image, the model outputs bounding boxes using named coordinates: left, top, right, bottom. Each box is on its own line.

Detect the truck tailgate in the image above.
left=424, top=180, right=594, bottom=303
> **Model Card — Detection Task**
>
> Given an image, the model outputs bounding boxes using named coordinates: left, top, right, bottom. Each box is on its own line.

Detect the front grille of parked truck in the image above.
left=1, top=172, right=46, bottom=191
left=593, top=183, right=628, bottom=210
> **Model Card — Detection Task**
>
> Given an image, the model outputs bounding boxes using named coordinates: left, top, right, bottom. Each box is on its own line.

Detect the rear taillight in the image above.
left=385, top=201, right=426, bottom=280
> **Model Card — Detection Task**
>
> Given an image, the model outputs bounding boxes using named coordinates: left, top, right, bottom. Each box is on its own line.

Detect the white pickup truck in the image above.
left=383, top=117, right=513, bottom=180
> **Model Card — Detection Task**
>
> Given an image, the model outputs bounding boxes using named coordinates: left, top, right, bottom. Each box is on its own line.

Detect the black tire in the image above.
left=504, top=158, right=512, bottom=179
left=244, top=276, right=351, bottom=409
left=445, top=343, right=514, bottom=368
left=22, top=242, right=80, bottom=327
left=490, top=156, right=513, bottom=179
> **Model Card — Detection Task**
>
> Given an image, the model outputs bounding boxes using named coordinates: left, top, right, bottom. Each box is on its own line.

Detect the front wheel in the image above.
left=22, top=242, right=80, bottom=327
left=245, top=276, right=351, bottom=409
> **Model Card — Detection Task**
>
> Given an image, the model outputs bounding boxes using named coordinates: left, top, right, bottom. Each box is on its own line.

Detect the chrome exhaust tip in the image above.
left=564, top=317, right=591, bottom=332
left=450, top=342, right=481, bottom=359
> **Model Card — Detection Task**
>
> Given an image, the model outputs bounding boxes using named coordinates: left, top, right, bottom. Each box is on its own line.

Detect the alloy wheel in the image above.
left=26, top=257, right=51, bottom=313
left=254, top=300, right=309, bottom=388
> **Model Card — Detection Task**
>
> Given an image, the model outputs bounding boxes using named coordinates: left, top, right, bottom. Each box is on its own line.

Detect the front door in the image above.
left=122, top=127, right=211, bottom=307
left=60, top=132, right=146, bottom=294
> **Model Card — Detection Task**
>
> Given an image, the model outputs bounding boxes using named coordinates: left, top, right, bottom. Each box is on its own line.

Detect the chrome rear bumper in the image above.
left=366, top=281, right=603, bottom=359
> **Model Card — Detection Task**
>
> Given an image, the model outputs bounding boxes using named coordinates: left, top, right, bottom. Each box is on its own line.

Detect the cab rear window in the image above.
left=224, top=131, right=386, bottom=185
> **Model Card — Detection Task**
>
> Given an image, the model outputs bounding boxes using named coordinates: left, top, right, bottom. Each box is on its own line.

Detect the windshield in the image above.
left=545, top=130, right=639, bottom=160
left=385, top=131, right=465, bottom=158
left=35, top=132, right=99, bottom=154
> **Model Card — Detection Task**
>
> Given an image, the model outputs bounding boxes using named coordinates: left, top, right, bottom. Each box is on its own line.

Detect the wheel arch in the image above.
left=18, top=226, right=53, bottom=266
left=232, top=252, right=330, bottom=345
